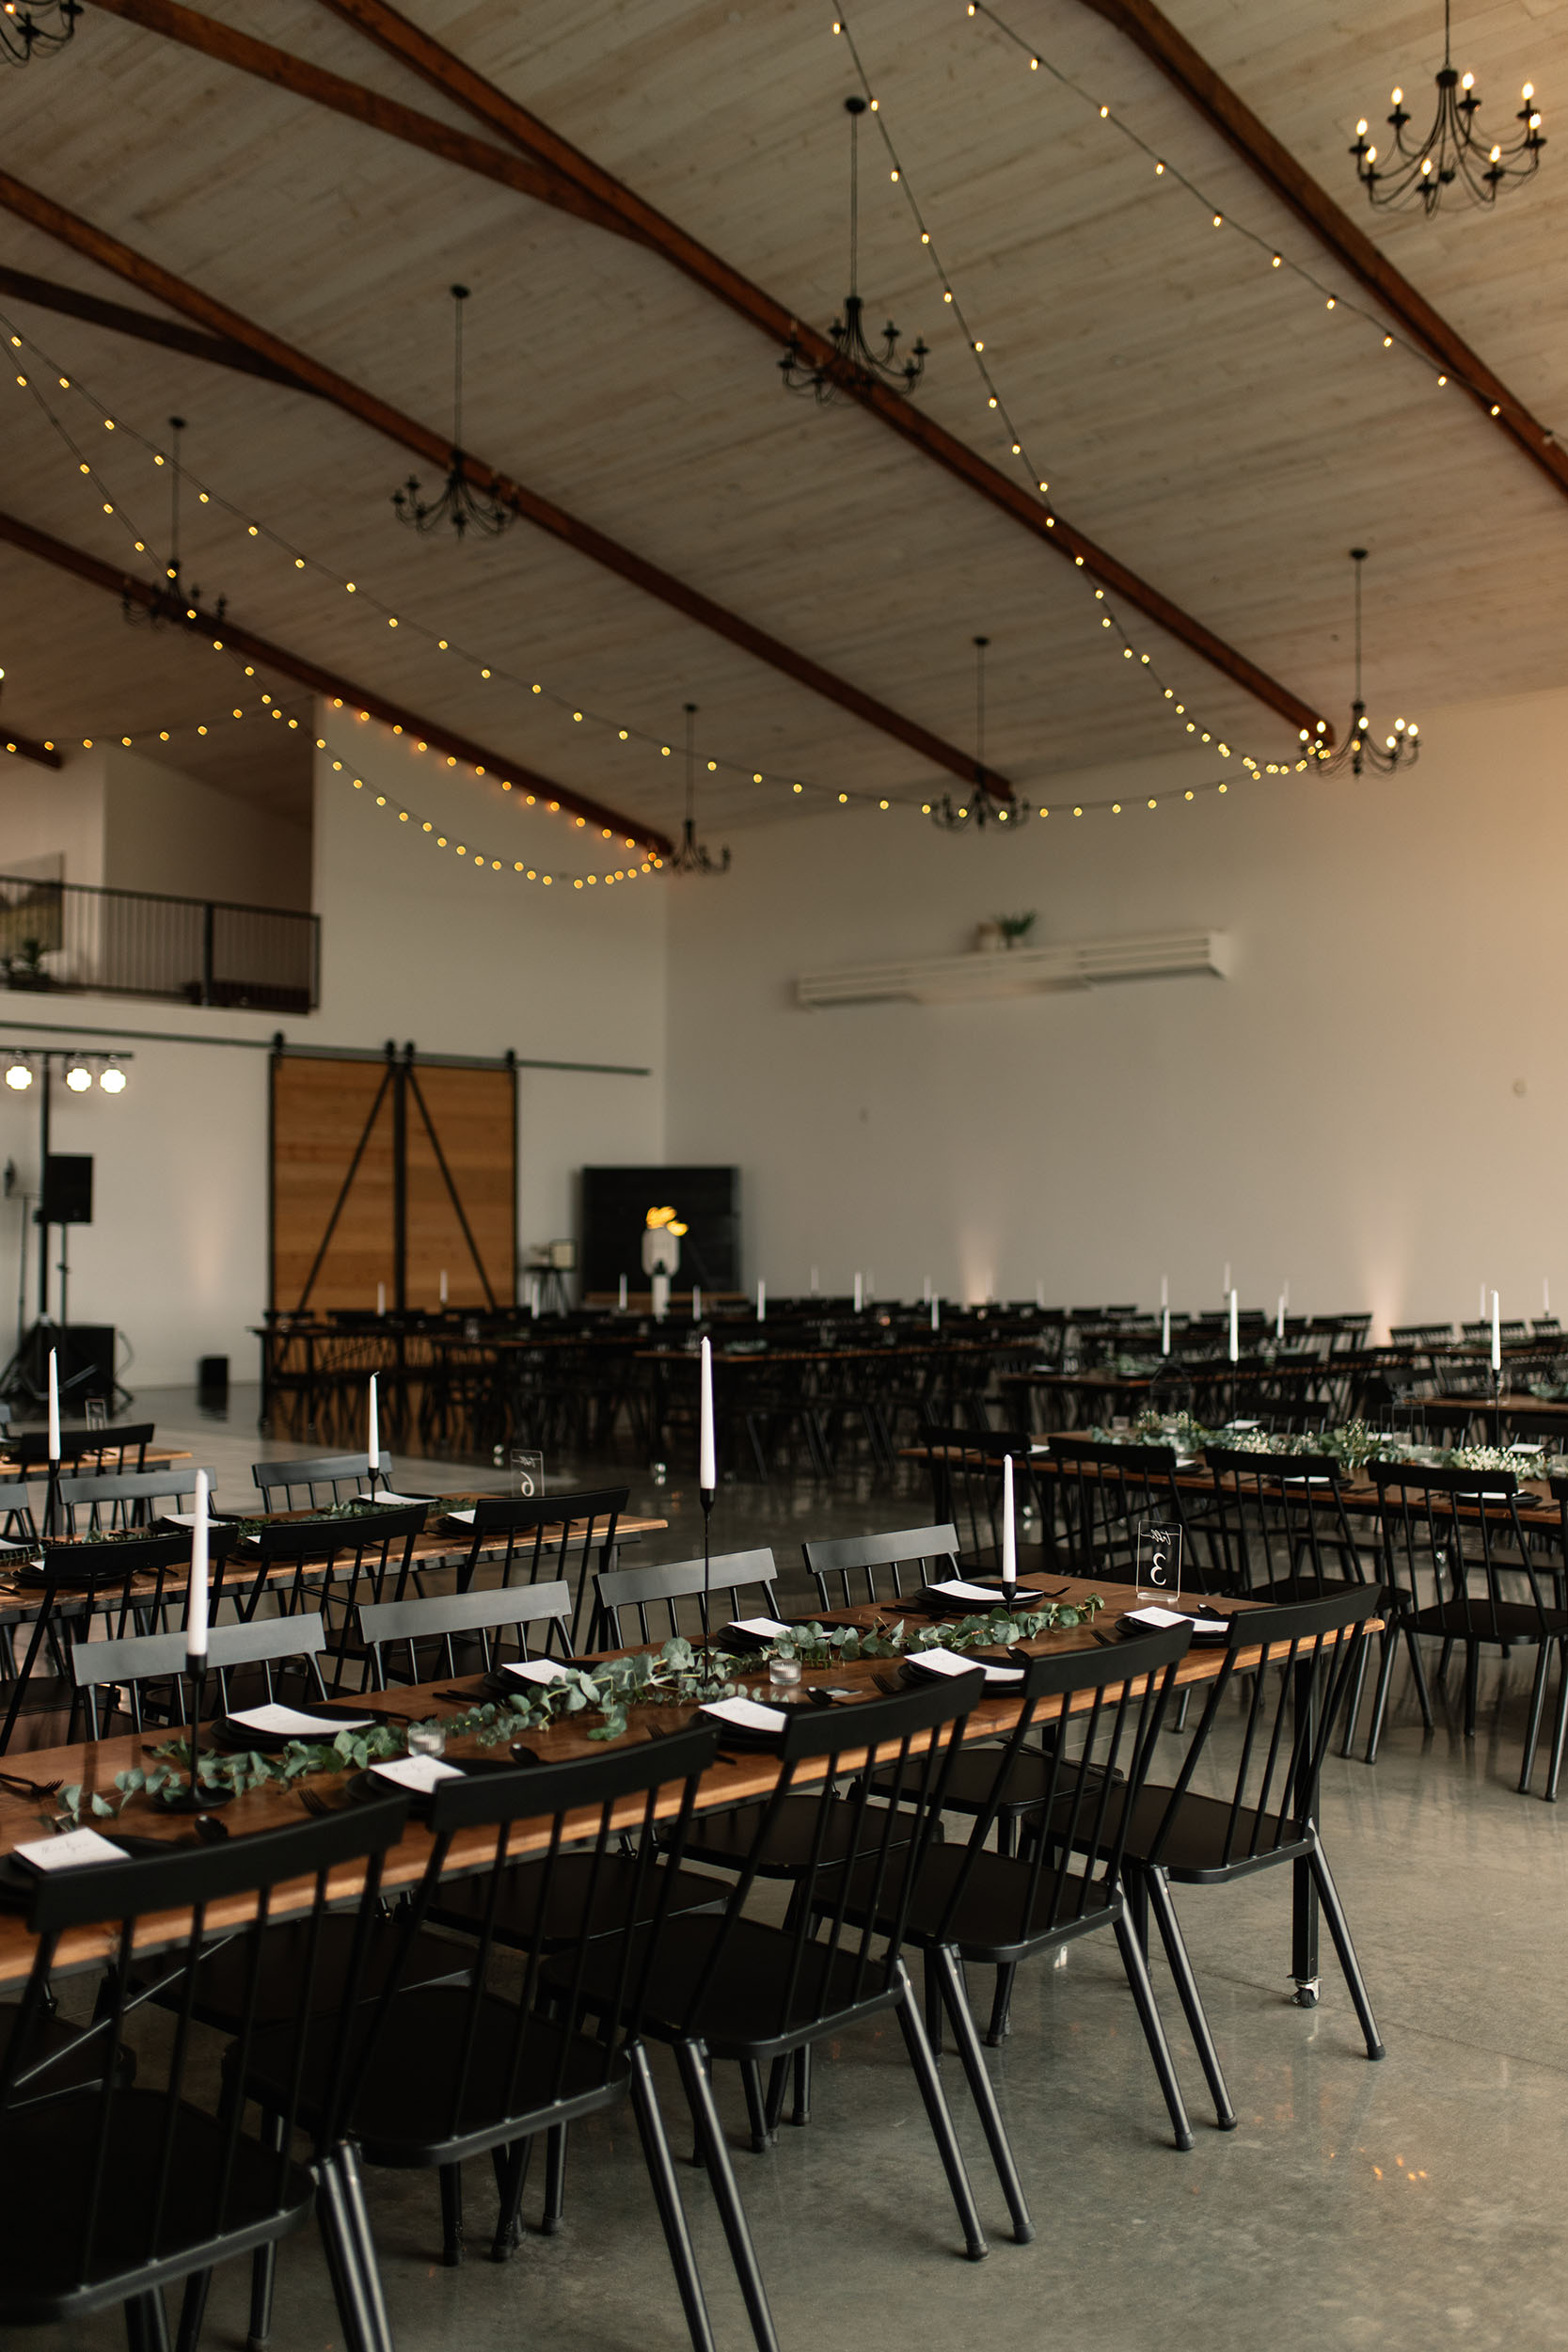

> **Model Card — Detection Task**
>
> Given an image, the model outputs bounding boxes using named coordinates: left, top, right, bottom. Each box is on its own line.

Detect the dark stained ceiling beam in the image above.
left=0, top=712, right=64, bottom=771
left=1074, top=0, right=1568, bottom=504
left=0, top=171, right=1004, bottom=795
left=88, top=0, right=1323, bottom=739
left=0, top=262, right=311, bottom=391
left=0, top=506, right=676, bottom=856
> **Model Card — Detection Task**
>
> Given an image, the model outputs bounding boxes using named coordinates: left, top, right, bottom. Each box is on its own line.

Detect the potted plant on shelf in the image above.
left=997, top=912, right=1037, bottom=951
left=2, top=937, right=51, bottom=991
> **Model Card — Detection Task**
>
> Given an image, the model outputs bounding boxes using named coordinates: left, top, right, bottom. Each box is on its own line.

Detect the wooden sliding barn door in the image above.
left=269, top=1050, right=517, bottom=1313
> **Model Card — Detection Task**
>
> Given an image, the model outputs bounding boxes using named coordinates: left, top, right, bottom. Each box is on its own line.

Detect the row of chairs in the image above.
left=10, top=1581, right=1386, bottom=2352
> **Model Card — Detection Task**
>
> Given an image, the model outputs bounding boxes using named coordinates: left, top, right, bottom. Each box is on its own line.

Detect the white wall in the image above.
left=0, top=751, right=105, bottom=886
left=664, top=685, right=1568, bottom=1336
left=0, top=707, right=667, bottom=1387
left=101, top=746, right=310, bottom=910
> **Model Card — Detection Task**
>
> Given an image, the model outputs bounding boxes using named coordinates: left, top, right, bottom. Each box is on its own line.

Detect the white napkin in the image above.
left=14, top=1827, right=128, bottom=1872
left=910, top=1645, right=1022, bottom=1686
left=370, top=1490, right=431, bottom=1507
left=442, top=1507, right=478, bottom=1525
left=499, top=1659, right=571, bottom=1686
left=370, top=1755, right=463, bottom=1793
left=722, top=1616, right=792, bottom=1640
left=230, top=1704, right=372, bottom=1738
left=163, top=1511, right=228, bottom=1528
left=700, top=1696, right=789, bottom=1736
left=1124, top=1604, right=1230, bottom=1637
left=926, top=1578, right=1003, bottom=1604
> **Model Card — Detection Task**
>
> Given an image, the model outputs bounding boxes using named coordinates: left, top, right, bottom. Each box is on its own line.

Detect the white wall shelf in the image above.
left=796, top=929, right=1234, bottom=1009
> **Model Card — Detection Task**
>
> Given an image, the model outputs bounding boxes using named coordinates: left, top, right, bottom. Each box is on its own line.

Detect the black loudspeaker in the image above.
left=42, top=1154, right=93, bottom=1225
left=580, top=1166, right=739, bottom=1295
left=59, top=1325, right=116, bottom=1391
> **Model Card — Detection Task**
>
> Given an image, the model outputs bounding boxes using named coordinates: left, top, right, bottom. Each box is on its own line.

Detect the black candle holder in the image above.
left=697, top=1486, right=715, bottom=1664
left=162, top=1657, right=234, bottom=1812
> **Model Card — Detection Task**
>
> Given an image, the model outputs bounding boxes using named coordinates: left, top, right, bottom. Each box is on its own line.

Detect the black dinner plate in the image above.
left=0, top=1831, right=207, bottom=1910
left=900, top=1647, right=1025, bottom=1690
left=1114, top=1610, right=1230, bottom=1645
left=917, top=1581, right=1038, bottom=1618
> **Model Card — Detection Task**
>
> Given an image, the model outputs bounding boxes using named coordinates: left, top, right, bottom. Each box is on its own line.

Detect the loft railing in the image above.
left=0, top=872, right=319, bottom=1013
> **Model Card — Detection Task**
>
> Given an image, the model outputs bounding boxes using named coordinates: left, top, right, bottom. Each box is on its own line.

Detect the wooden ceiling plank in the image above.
left=0, top=504, right=676, bottom=855
left=309, top=0, right=1323, bottom=738
left=0, top=171, right=1002, bottom=793
left=1074, top=0, right=1568, bottom=504
left=86, top=0, right=644, bottom=246
left=0, top=262, right=311, bottom=392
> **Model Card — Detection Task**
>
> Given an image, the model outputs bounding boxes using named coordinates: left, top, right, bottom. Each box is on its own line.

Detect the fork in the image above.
left=297, top=1785, right=340, bottom=1817
left=0, top=1769, right=62, bottom=1798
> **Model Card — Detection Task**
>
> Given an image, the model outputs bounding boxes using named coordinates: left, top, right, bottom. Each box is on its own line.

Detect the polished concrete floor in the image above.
left=25, top=1390, right=1568, bottom=2351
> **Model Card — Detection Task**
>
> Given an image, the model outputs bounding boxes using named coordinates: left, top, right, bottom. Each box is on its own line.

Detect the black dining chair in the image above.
left=1, top=1529, right=202, bottom=1754
left=251, top=1452, right=376, bottom=1510
left=1088, top=1586, right=1386, bottom=2131
left=554, top=1675, right=992, bottom=2352
left=0, top=1801, right=413, bottom=2352
left=594, top=1549, right=781, bottom=1647
left=451, top=1488, right=627, bottom=1651
left=237, top=1731, right=723, bottom=2345
left=12, top=1424, right=154, bottom=1477
left=914, top=1427, right=1043, bottom=1562
left=357, top=1579, right=574, bottom=1689
left=70, top=1609, right=334, bottom=1739
left=57, top=1466, right=214, bottom=1534
left=242, top=1502, right=428, bottom=1689
left=1368, top=1461, right=1568, bottom=1793
left=1049, top=1435, right=1204, bottom=1587
left=800, top=1522, right=961, bottom=1611
left=834, top=1620, right=1198, bottom=2239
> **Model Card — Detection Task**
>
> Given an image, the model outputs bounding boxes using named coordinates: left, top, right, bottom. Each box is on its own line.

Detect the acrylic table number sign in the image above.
left=509, top=1449, right=545, bottom=1498
left=1135, top=1520, right=1183, bottom=1605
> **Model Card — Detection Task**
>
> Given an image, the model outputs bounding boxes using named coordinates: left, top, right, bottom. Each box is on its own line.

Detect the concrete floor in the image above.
left=24, top=1391, right=1568, bottom=2352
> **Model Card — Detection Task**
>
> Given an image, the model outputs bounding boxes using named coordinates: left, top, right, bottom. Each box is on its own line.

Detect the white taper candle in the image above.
left=1228, top=1288, right=1239, bottom=1363
left=1492, top=1291, right=1501, bottom=1374
left=1001, top=1453, right=1017, bottom=1587
left=756, top=1278, right=767, bottom=1322
left=187, top=1469, right=210, bottom=1660
left=47, top=1346, right=59, bottom=1464
left=698, top=1335, right=716, bottom=1493
left=367, top=1373, right=379, bottom=1472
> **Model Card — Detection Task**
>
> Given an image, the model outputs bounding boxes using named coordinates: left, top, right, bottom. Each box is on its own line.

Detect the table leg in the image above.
left=1291, top=1851, right=1320, bottom=2005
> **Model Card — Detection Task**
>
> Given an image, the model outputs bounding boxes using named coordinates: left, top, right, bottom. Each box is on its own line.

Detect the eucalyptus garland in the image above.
left=53, top=1592, right=1103, bottom=1826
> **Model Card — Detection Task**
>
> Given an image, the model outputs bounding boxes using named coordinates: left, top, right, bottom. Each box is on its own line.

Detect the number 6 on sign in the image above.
left=1136, top=1520, right=1181, bottom=1603
left=509, top=1450, right=545, bottom=1499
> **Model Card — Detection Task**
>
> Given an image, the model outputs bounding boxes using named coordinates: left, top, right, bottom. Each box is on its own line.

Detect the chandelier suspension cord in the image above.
left=685, top=700, right=697, bottom=829
left=847, top=100, right=860, bottom=300
left=169, top=416, right=182, bottom=583
left=452, top=285, right=466, bottom=455
left=1352, top=555, right=1364, bottom=709
left=974, top=635, right=988, bottom=784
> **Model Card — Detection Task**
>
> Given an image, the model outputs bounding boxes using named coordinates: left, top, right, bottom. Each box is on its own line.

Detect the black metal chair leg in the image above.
left=674, top=2040, right=782, bottom=2352
left=489, top=2137, right=531, bottom=2260
left=1141, top=1867, right=1236, bottom=2131
left=890, top=1963, right=989, bottom=2261
left=246, top=2108, right=287, bottom=2349
left=923, top=1945, right=944, bottom=2062
left=1545, top=1642, right=1568, bottom=1802
left=739, top=2058, right=773, bottom=2152
left=932, top=1944, right=1034, bottom=2243
left=1519, top=1646, right=1551, bottom=1795
left=126, top=2289, right=172, bottom=2352
left=629, top=2042, right=718, bottom=2352
left=337, top=2143, right=396, bottom=2352
left=174, top=2268, right=212, bottom=2352
left=790, top=2043, right=811, bottom=2125
left=1464, top=1641, right=1481, bottom=1738
left=438, top=2159, right=465, bottom=2265
left=311, top=2150, right=376, bottom=2352
left=1110, top=1908, right=1196, bottom=2151
left=984, top=1960, right=1018, bottom=2048
left=542, top=2122, right=568, bottom=2232
left=1307, top=1836, right=1386, bottom=2060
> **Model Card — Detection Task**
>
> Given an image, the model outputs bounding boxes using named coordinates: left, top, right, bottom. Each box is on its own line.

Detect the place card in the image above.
left=13, top=1827, right=128, bottom=1872
left=370, top=1754, right=464, bottom=1793
left=499, top=1659, right=572, bottom=1686
left=230, top=1704, right=373, bottom=1738
left=699, top=1696, right=789, bottom=1736
left=1122, top=1604, right=1231, bottom=1638
left=909, top=1645, right=1022, bottom=1686
left=926, top=1578, right=1004, bottom=1604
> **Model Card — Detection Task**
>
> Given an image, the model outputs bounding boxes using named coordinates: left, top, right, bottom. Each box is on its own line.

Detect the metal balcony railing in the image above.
left=0, top=872, right=319, bottom=1013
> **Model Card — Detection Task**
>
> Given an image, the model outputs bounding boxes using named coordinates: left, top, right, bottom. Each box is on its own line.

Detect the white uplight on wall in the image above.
left=99, top=1063, right=126, bottom=1094
left=64, top=1063, right=93, bottom=1092
left=4, top=1060, right=32, bottom=1091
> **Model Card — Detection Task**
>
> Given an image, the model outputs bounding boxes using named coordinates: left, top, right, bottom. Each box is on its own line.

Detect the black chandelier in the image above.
left=928, top=638, right=1017, bottom=832
left=780, top=97, right=927, bottom=404
left=1309, top=551, right=1418, bottom=778
left=1, top=1, right=81, bottom=65
left=392, top=286, right=515, bottom=539
left=121, top=418, right=227, bottom=629
left=1351, top=1, right=1544, bottom=214
left=667, top=704, right=730, bottom=875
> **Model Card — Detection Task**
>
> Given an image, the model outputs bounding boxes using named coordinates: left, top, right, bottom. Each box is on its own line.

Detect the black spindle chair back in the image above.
left=594, top=1549, right=779, bottom=1647
left=358, top=1579, right=573, bottom=1688
left=1048, top=1436, right=1198, bottom=1586
left=1197, top=1448, right=1370, bottom=1603
left=461, top=1487, right=626, bottom=1649
left=801, top=1522, right=961, bottom=1611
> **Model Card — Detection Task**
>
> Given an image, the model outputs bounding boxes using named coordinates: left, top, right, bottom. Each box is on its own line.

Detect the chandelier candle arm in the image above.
left=1352, top=0, right=1544, bottom=214
left=1310, top=550, right=1418, bottom=778
left=781, top=97, right=927, bottom=403
left=929, top=635, right=1017, bottom=832
left=0, top=1, right=80, bottom=64
left=668, top=703, right=730, bottom=874
left=392, top=285, right=515, bottom=538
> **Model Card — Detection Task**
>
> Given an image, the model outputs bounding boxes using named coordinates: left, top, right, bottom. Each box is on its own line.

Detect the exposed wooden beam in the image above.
left=0, top=171, right=1006, bottom=795
left=87, top=0, right=1323, bottom=739
left=0, top=262, right=312, bottom=392
left=0, top=506, right=676, bottom=855
left=86, top=0, right=642, bottom=246
left=1075, top=0, right=1568, bottom=504
left=0, top=709, right=64, bottom=771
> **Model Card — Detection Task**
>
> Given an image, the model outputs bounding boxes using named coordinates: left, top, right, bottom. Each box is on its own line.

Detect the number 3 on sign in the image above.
left=1136, top=1520, right=1182, bottom=1602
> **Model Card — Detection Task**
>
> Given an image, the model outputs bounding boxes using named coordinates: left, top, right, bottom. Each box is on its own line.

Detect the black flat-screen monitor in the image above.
left=580, top=1166, right=738, bottom=1295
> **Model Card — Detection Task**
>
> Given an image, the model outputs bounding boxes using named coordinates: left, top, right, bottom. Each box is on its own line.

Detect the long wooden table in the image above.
left=0, top=1574, right=1298, bottom=1991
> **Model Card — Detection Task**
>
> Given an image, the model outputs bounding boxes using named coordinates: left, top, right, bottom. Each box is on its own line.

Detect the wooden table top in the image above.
left=0, top=1574, right=1281, bottom=1988
left=0, top=1447, right=192, bottom=1479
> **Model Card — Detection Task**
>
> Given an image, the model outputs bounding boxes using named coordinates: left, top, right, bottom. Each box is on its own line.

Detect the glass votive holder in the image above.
left=405, top=1721, right=447, bottom=1759
left=768, top=1654, right=802, bottom=1693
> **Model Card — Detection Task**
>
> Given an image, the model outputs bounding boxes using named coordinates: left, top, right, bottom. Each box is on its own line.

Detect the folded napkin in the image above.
left=229, top=1704, right=372, bottom=1738
left=370, top=1754, right=463, bottom=1794
left=14, top=1827, right=128, bottom=1872
left=699, top=1696, right=789, bottom=1737
left=499, top=1659, right=571, bottom=1686
left=909, top=1645, right=1022, bottom=1686
left=1123, top=1604, right=1230, bottom=1637
left=926, top=1578, right=1006, bottom=1605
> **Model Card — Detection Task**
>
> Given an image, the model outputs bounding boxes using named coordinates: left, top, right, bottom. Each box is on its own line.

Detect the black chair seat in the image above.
left=428, top=1851, right=726, bottom=1943
left=561, top=1913, right=898, bottom=2061
left=155, top=1912, right=473, bottom=2032
left=1245, top=1572, right=1365, bottom=1607
left=873, top=1741, right=1117, bottom=1821
left=1405, top=1597, right=1568, bottom=1645
left=245, top=1988, right=622, bottom=2168
left=1064, top=1781, right=1310, bottom=1884
left=0, top=2096, right=312, bottom=2324
left=842, top=1839, right=1121, bottom=1963
left=681, top=1792, right=928, bottom=1876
